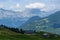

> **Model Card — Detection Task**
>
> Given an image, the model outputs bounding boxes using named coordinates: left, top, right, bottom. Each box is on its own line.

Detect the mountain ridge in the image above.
left=20, top=11, right=60, bottom=35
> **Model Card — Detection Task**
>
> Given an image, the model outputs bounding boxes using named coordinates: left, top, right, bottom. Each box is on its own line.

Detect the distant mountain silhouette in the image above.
left=20, top=16, right=42, bottom=30
left=20, top=11, right=60, bottom=35
left=0, top=8, right=25, bottom=27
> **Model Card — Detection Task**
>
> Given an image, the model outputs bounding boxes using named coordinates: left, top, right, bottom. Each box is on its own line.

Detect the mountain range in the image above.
left=20, top=11, right=60, bottom=35
left=0, top=8, right=58, bottom=27
left=0, top=8, right=25, bottom=27
left=0, top=8, right=60, bottom=35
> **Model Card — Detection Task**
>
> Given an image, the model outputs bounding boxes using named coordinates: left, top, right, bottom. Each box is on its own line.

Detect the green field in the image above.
left=0, top=27, right=60, bottom=40
left=0, top=34, right=60, bottom=40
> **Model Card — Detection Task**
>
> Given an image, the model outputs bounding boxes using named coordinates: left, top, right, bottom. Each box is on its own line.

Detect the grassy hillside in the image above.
left=0, top=25, right=60, bottom=40
left=0, top=27, right=60, bottom=40
left=0, top=33, right=60, bottom=40
left=0, top=27, right=20, bottom=35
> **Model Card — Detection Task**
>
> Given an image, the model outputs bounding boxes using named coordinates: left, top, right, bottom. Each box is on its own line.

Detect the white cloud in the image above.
left=10, top=3, right=20, bottom=9
left=0, top=4, right=4, bottom=8
left=25, top=2, right=45, bottom=9
left=24, top=3, right=58, bottom=17
left=41, top=4, right=56, bottom=12
left=25, top=2, right=57, bottom=12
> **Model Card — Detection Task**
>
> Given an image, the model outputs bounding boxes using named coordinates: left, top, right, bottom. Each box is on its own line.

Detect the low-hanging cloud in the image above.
left=25, top=2, right=45, bottom=9
left=25, top=2, right=57, bottom=12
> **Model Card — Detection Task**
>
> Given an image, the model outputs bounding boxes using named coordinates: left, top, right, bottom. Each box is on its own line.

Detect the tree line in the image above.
left=0, top=24, right=36, bottom=34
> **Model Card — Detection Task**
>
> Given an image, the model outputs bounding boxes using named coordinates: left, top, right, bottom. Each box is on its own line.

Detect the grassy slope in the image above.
left=0, top=34, right=60, bottom=40
left=0, top=27, right=20, bottom=35
left=0, top=28, right=60, bottom=40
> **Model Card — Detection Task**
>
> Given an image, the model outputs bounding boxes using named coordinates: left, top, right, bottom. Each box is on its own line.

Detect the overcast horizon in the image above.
left=0, top=0, right=60, bottom=27
left=0, top=0, right=60, bottom=11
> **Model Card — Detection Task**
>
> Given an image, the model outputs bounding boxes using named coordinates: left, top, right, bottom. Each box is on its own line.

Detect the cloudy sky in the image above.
left=0, top=0, right=60, bottom=27
left=0, top=0, right=60, bottom=19
left=0, top=0, right=60, bottom=11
